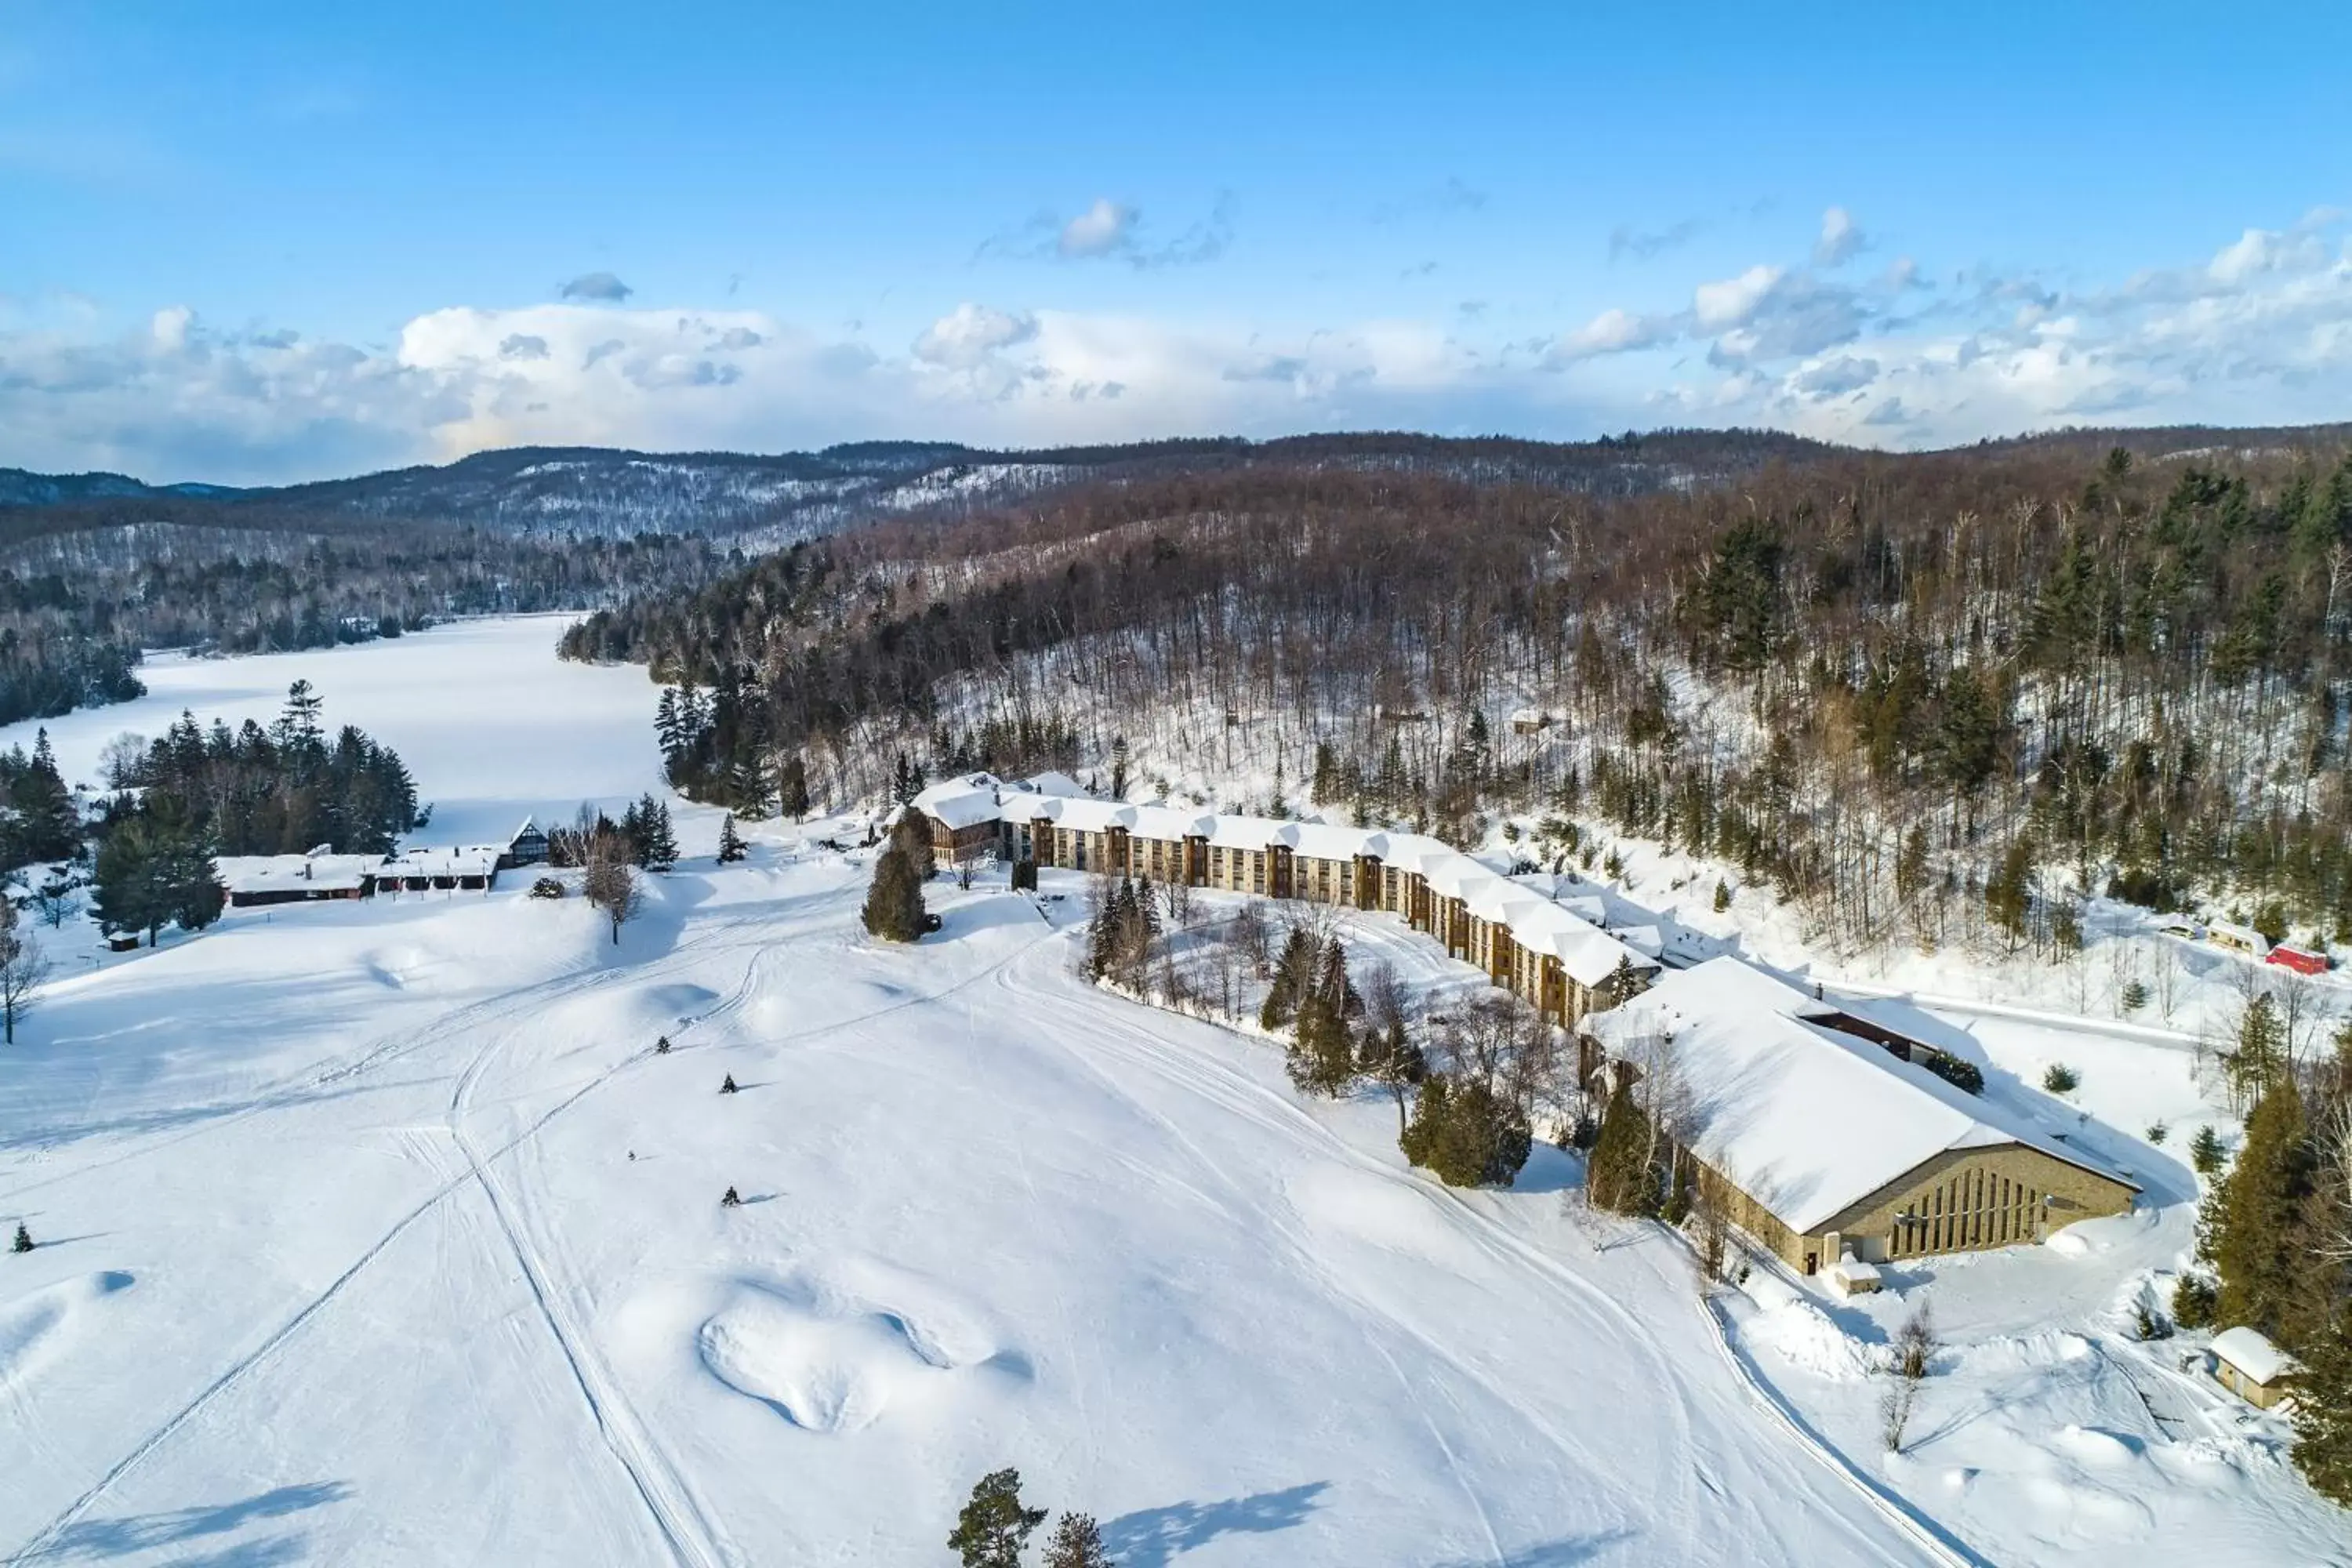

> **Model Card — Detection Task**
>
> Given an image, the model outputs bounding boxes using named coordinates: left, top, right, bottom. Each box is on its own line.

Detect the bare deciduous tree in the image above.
left=583, top=834, right=642, bottom=945
left=0, top=911, right=49, bottom=1044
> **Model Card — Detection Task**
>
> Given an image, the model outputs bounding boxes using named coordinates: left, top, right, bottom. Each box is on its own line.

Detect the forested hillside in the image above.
left=0, top=505, right=734, bottom=728
left=567, top=433, right=2352, bottom=957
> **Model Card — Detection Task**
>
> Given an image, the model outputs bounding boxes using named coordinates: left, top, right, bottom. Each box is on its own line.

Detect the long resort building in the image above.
left=910, top=771, right=1661, bottom=1027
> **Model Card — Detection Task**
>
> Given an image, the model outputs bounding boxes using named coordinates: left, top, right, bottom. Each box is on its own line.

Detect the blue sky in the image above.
left=4, top=1, right=2349, bottom=483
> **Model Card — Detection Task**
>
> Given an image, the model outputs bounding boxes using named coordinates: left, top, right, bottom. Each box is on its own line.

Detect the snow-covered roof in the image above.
left=1025, top=770, right=1087, bottom=798
left=1587, top=957, right=2138, bottom=1235
left=1829, top=1254, right=1882, bottom=1286
left=977, top=773, right=1658, bottom=988
left=2212, top=1326, right=2298, bottom=1385
left=383, top=846, right=500, bottom=878
left=216, top=852, right=379, bottom=895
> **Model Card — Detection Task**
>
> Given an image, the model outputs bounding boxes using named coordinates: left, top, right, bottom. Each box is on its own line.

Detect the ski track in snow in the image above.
left=2, top=819, right=2330, bottom=1558
left=992, top=942, right=1937, bottom=1566
left=1, top=875, right=1062, bottom=1564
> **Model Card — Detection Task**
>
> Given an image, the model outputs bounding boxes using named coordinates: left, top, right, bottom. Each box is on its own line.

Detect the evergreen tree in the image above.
left=1399, top=1073, right=1531, bottom=1187
left=13, top=731, right=79, bottom=863
left=1042, top=1512, right=1115, bottom=1568
left=892, top=752, right=919, bottom=807
left=2295, top=1310, right=2352, bottom=1504
left=1259, top=925, right=1316, bottom=1031
left=1109, top=735, right=1130, bottom=800
left=890, top=811, right=936, bottom=882
left=778, top=753, right=811, bottom=819
left=2228, top=993, right=2287, bottom=1105
left=1588, top=1078, right=1659, bottom=1216
left=2211, top=1074, right=2316, bottom=1339
left=642, top=803, right=680, bottom=871
left=1984, top=837, right=2034, bottom=949
left=10, top=1221, right=28, bottom=1254
left=948, top=1468, right=1047, bottom=1568
left=862, top=848, right=927, bottom=942
left=2188, top=1123, right=2226, bottom=1176
left=716, top=813, right=747, bottom=864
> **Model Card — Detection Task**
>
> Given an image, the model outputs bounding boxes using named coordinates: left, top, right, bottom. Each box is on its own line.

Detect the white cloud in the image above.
left=8, top=210, right=2352, bottom=482
left=1548, top=307, right=1673, bottom=363
left=1058, top=198, right=1137, bottom=259
left=913, top=303, right=1039, bottom=369
left=1693, top=265, right=1784, bottom=330
left=1814, top=206, right=1866, bottom=268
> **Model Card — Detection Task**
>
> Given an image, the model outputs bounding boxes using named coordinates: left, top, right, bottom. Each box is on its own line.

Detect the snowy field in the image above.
left=0, top=616, right=670, bottom=848
left=1, top=620, right=2345, bottom=1565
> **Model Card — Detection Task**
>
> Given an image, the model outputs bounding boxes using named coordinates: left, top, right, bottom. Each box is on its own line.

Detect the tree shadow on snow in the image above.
left=1102, top=1481, right=1329, bottom=1566
left=1424, top=1529, right=1636, bottom=1566
left=30, top=1481, right=350, bottom=1562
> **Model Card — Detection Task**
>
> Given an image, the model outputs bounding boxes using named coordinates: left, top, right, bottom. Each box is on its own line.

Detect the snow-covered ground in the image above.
left=2, top=621, right=2344, bottom=1564
left=2, top=615, right=670, bottom=847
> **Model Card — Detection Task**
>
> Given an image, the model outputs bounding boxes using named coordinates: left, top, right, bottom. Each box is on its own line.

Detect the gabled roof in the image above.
left=1588, top=957, right=2138, bottom=1235
left=2212, top=1326, right=2298, bottom=1385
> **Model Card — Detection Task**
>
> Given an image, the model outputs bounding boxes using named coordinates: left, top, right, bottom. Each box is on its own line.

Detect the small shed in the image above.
left=1827, top=1251, right=1882, bottom=1297
left=2210, top=1326, right=2299, bottom=1409
left=1509, top=707, right=1554, bottom=736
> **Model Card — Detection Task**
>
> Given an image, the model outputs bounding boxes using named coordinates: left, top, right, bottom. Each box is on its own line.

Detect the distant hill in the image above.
left=0, top=429, right=1846, bottom=545
left=11, top=422, right=2352, bottom=546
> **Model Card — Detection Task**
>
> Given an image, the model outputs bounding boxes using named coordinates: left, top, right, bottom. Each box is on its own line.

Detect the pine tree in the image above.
left=2189, top=1123, right=2225, bottom=1175
left=862, top=848, right=927, bottom=942
left=1985, top=837, right=2035, bottom=950
left=10, top=1221, right=30, bottom=1253
left=642, top=803, right=680, bottom=872
left=2212, top=1074, right=2316, bottom=1338
left=1042, top=1511, right=1115, bottom=1568
left=1109, top=736, right=1130, bottom=800
left=948, top=1468, right=1047, bottom=1568
left=2295, top=1310, right=2352, bottom=1504
left=778, top=753, right=811, bottom=819
left=716, top=813, right=747, bottom=864
left=720, top=1074, right=739, bottom=1094
left=2229, top=993, right=2287, bottom=1105
left=1260, top=925, right=1315, bottom=1031
left=1399, top=1073, right=1530, bottom=1187
left=1712, top=879, right=1731, bottom=913
left=1588, top=1078, right=1659, bottom=1216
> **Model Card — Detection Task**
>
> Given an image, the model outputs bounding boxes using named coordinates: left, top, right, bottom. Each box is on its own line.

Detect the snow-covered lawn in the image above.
left=0, top=621, right=2343, bottom=1564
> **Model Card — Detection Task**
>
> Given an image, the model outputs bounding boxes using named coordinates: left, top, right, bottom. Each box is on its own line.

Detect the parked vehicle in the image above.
left=2208, top=920, right=2273, bottom=960
left=2268, top=944, right=2330, bottom=975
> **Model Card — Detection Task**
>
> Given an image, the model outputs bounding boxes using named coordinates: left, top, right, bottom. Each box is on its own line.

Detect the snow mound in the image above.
left=2053, top=1425, right=2145, bottom=1468
left=695, top=1264, right=1017, bottom=1433
left=0, top=1270, right=134, bottom=1391
left=1737, top=1271, right=1870, bottom=1382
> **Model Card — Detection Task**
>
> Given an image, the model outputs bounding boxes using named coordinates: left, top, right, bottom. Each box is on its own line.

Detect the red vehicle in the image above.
left=2268, top=945, right=2331, bottom=976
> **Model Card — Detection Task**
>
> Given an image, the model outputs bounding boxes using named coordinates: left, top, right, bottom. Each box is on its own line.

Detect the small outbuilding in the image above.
left=1828, top=1251, right=1883, bottom=1297
left=2268, top=944, right=2330, bottom=976
left=2210, top=1326, right=2299, bottom=1410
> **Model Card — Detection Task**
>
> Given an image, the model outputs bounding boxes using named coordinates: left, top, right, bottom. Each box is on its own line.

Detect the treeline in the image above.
left=572, top=434, right=2352, bottom=952
left=103, top=681, right=420, bottom=857
left=2176, top=996, right=2352, bottom=1501
left=0, top=503, right=735, bottom=728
